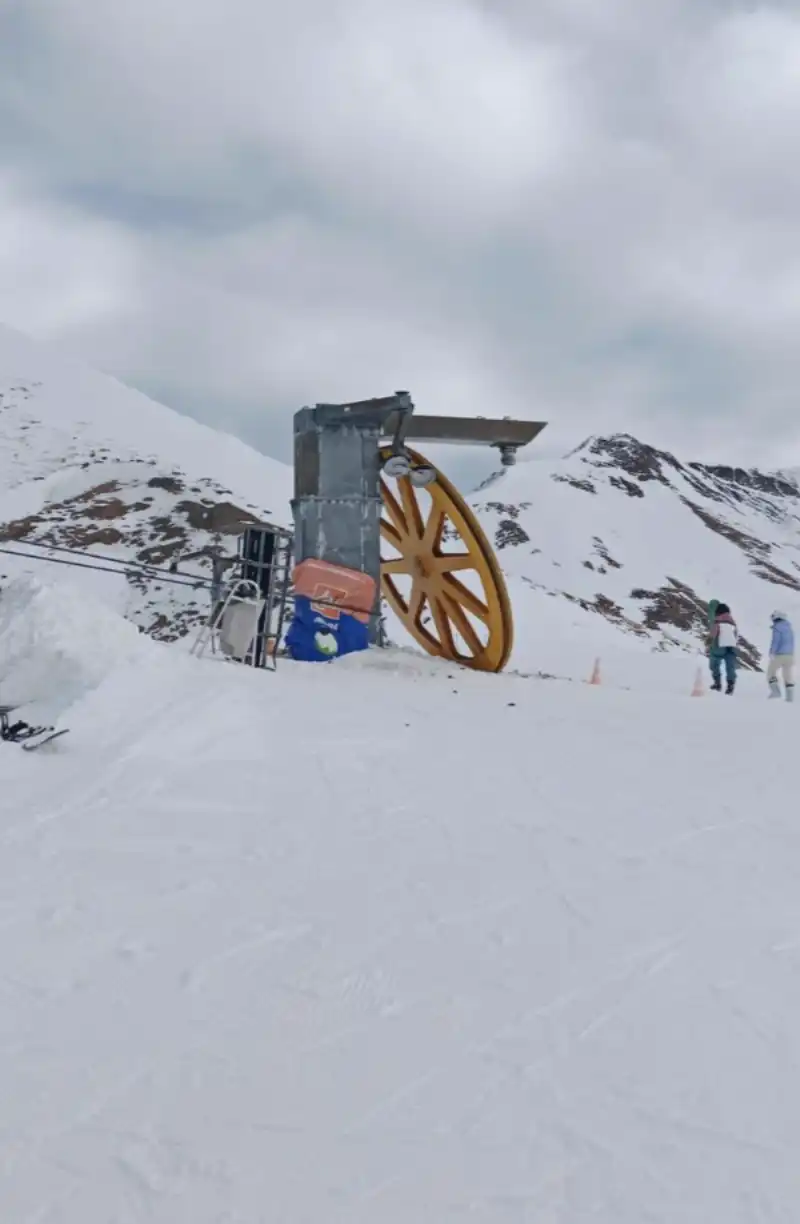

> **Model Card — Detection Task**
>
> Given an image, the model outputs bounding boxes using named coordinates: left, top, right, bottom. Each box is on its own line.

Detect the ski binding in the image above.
left=0, top=708, right=69, bottom=751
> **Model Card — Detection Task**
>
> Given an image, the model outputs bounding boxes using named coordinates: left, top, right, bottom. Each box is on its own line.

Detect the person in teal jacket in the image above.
left=708, top=603, right=738, bottom=694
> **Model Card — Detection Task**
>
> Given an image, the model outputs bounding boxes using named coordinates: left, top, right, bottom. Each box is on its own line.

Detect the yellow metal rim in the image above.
left=379, top=446, right=514, bottom=672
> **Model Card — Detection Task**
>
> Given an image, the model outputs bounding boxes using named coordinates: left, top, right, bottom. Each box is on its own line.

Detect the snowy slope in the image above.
left=0, top=323, right=292, bottom=639
left=2, top=581, right=800, bottom=1223
left=470, top=434, right=800, bottom=673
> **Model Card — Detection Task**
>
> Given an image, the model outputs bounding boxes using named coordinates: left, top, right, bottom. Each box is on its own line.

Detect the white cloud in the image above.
left=8, top=0, right=584, bottom=230
left=1, top=0, right=800, bottom=475
left=0, top=175, right=138, bottom=338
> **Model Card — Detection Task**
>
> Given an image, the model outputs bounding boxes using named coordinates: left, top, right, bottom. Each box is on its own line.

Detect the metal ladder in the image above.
left=190, top=579, right=264, bottom=664
left=264, top=531, right=293, bottom=668
left=190, top=526, right=294, bottom=670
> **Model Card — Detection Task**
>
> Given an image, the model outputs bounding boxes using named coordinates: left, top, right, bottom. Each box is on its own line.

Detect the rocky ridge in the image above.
left=471, top=433, right=800, bottom=670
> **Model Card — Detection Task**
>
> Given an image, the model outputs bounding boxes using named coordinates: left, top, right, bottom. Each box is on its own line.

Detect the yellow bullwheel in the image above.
left=379, top=446, right=514, bottom=672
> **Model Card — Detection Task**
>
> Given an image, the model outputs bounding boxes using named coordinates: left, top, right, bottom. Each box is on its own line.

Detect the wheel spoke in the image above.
left=434, top=553, right=474, bottom=572
left=441, top=574, right=490, bottom=622
left=381, top=556, right=413, bottom=575
left=440, top=592, right=483, bottom=656
left=381, top=483, right=408, bottom=536
left=381, top=575, right=399, bottom=603
left=407, top=582, right=426, bottom=627
left=380, top=520, right=404, bottom=552
left=430, top=596, right=456, bottom=654
left=421, top=505, right=446, bottom=552
left=398, top=478, right=425, bottom=539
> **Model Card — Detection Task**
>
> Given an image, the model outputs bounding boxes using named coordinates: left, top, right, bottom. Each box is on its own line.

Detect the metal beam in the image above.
left=380, top=414, right=547, bottom=449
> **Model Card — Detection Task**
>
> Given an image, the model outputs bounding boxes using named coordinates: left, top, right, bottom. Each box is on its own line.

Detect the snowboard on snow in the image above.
left=0, top=705, right=69, bottom=751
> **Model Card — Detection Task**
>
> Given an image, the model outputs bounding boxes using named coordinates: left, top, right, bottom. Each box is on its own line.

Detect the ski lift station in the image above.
left=199, top=393, right=546, bottom=673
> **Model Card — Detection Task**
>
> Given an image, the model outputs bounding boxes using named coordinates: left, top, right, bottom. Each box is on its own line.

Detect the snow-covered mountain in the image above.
left=471, top=434, right=800, bottom=671
left=0, top=324, right=292, bottom=640
left=1, top=320, right=797, bottom=671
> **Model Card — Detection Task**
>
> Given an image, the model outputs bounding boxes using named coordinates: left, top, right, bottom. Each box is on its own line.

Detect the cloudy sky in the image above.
left=1, top=0, right=800, bottom=483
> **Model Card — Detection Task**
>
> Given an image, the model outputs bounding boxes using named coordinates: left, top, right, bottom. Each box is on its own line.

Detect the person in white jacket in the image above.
left=767, top=611, right=795, bottom=701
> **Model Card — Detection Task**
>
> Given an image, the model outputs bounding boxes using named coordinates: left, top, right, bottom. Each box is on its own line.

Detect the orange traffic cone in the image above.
left=691, top=665, right=705, bottom=697
left=589, top=657, right=601, bottom=686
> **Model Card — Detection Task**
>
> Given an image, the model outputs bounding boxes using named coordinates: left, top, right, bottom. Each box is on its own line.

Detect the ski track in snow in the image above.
left=1, top=629, right=800, bottom=1222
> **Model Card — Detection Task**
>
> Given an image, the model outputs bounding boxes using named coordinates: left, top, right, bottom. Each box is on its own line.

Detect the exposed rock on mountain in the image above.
left=0, top=325, right=292, bottom=641
left=471, top=433, right=800, bottom=670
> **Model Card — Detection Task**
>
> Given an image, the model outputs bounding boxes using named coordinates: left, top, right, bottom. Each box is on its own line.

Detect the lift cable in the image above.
left=0, top=544, right=211, bottom=588
left=3, top=534, right=212, bottom=585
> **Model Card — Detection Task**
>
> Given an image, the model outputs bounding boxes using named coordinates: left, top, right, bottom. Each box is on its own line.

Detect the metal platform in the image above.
left=380, top=414, right=547, bottom=450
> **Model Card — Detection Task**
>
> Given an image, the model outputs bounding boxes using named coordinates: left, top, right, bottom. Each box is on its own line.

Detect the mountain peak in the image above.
left=469, top=430, right=800, bottom=670
left=573, top=433, right=682, bottom=485
left=572, top=431, right=800, bottom=501
left=0, top=321, right=292, bottom=641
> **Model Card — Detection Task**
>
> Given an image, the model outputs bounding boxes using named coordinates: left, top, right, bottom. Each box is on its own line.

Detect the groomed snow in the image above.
left=1, top=580, right=799, bottom=1222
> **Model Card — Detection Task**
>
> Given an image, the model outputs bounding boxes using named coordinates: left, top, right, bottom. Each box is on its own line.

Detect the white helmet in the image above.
left=772, top=610, right=788, bottom=621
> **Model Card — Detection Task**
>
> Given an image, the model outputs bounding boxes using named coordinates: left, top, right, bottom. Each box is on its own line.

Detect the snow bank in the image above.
left=334, top=643, right=472, bottom=678
left=0, top=573, right=151, bottom=721
left=374, top=623, right=757, bottom=698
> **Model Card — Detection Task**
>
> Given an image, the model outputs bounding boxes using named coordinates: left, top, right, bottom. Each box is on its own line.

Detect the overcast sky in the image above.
left=1, top=0, right=800, bottom=484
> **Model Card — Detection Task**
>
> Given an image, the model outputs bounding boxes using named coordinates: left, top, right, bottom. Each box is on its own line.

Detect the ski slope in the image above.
left=2, top=578, right=800, bottom=1222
